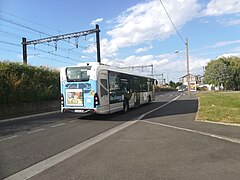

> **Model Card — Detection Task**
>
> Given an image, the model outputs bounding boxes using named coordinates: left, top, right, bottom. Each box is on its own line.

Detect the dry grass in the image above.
left=196, top=91, right=240, bottom=123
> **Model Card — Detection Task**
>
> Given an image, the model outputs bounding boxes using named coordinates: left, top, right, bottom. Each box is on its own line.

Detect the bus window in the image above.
left=66, top=66, right=91, bottom=82
left=68, top=84, right=77, bottom=89
left=109, top=72, right=122, bottom=103
left=120, top=78, right=129, bottom=93
left=100, top=79, right=108, bottom=97
left=141, top=78, right=148, bottom=92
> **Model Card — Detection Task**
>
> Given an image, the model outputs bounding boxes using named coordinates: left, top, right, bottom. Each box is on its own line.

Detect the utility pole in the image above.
left=95, top=24, right=101, bottom=63
left=22, top=37, right=27, bottom=64
left=149, top=73, right=163, bottom=85
left=22, top=24, right=100, bottom=65
left=186, top=38, right=191, bottom=97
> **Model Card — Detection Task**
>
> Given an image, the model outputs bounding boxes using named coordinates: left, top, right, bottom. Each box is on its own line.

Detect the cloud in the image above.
left=204, top=0, right=240, bottom=16
left=135, top=45, right=153, bottom=53
left=212, top=39, right=240, bottom=48
left=99, top=52, right=212, bottom=82
left=90, top=18, right=103, bottom=26
left=83, top=1, right=240, bottom=81
left=220, top=18, right=240, bottom=26
left=105, top=0, right=200, bottom=52
left=217, top=53, right=240, bottom=58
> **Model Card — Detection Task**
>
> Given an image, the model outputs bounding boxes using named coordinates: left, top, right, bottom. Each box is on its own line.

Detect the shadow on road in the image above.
left=0, top=98, right=198, bottom=136
left=143, top=99, right=198, bottom=120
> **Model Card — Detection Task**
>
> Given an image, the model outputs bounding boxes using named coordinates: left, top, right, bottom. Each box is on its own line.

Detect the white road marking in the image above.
left=27, top=128, right=45, bottom=134
left=70, top=120, right=77, bottom=123
left=3, top=120, right=138, bottom=180
left=138, top=94, right=181, bottom=120
left=141, top=120, right=240, bottom=145
left=0, top=135, right=18, bottom=142
left=0, top=111, right=59, bottom=124
left=4, top=94, right=181, bottom=180
left=51, top=123, right=65, bottom=128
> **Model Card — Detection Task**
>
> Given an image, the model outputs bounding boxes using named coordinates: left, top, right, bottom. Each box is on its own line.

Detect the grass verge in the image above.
left=196, top=91, right=240, bottom=124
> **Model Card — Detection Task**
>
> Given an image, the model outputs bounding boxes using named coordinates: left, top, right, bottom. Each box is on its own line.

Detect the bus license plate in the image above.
left=75, top=110, right=84, bottom=113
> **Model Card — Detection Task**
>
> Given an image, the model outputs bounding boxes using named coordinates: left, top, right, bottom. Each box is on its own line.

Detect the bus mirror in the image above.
left=155, top=80, right=158, bottom=85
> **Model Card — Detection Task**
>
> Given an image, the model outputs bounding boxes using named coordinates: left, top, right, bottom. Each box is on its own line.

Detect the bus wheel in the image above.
left=148, top=95, right=151, bottom=103
left=122, top=100, right=129, bottom=113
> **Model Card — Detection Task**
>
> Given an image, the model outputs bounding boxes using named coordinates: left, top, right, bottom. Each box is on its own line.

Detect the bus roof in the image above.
left=68, top=62, right=155, bottom=80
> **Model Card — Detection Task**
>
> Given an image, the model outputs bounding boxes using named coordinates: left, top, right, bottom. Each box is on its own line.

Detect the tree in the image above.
left=221, top=56, right=240, bottom=90
left=204, top=56, right=240, bottom=90
left=169, top=81, right=182, bottom=89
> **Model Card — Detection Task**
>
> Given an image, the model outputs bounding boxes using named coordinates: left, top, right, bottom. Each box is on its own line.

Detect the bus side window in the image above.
left=100, top=79, right=108, bottom=97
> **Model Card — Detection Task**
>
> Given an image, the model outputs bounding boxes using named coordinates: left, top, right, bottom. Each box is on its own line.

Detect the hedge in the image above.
left=0, top=61, right=60, bottom=104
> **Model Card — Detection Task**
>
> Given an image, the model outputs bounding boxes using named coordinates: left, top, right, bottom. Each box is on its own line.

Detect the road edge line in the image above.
left=137, top=94, right=182, bottom=120
left=141, top=120, right=240, bottom=145
left=4, top=94, right=182, bottom=180
left=3, top=120, right=138, bottom=180
left=0, top=111, right=59, bottom=124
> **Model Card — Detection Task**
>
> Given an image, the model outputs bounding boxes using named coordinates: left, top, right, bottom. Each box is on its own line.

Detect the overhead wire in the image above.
left=0, top=40, right=21, bottom=47
left=0, top=17, right=94, bottom=60
left=0, top=10, right=64, bottom=34
left=0, top=27, right=89, bottom=58
left=0, top=48, right=21, bottom=54
left=28, top=46, right=81, bottom=63
left=158, top=0, right=186, bottom=45
left=0, top=13, right=96, bottom=64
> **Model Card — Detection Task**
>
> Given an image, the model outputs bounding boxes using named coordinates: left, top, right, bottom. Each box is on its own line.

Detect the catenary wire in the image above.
left=158, top=0, right=186, bottom=45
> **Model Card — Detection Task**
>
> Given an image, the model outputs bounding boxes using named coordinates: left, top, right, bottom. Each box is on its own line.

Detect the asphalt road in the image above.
left=1, top=92, right=240, bottom=180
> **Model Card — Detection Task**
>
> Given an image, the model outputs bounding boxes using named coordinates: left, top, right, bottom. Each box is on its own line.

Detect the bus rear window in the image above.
left=66, top=66, right=92, bottom=82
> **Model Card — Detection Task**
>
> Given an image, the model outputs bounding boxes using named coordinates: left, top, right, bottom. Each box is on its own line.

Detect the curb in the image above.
left=195, top=119, right=240, bottom=127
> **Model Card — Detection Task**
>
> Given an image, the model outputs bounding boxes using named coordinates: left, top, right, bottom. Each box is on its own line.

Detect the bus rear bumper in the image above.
left=61, top=108, right=96, bottom=114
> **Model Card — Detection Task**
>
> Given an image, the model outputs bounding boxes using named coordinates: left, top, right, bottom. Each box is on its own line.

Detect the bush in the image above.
left=0, top=61, right=60, bottom=104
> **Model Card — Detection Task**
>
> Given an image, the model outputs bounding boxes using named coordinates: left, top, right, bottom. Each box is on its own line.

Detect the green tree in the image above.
left=204, top=56, right=240, bottom=90
left=220, top=56, right=240, bottom=90
left=169, top=81, right=182, bottom=89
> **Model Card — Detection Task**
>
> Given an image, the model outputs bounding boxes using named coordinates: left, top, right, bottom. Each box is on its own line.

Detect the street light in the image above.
left=175, top=39, right=191, bottom=97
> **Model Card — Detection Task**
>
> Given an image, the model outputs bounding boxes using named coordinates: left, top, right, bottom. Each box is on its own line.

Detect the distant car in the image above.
left=177, top=85, right=186, bottom=92
left=178, top=88, right=186, bottom=92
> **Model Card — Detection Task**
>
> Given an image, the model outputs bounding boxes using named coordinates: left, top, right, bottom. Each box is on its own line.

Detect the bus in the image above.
left=60, top=62, right=156, bottom=114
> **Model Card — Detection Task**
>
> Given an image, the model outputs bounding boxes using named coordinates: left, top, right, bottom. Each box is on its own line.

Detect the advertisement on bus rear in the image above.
left=66, top=89, right=84, bottom=106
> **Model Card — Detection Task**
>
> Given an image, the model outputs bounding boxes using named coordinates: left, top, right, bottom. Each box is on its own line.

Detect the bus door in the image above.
left=98, top=70, right=110, bottom=113
left=134, top=79, right=140, bottom=107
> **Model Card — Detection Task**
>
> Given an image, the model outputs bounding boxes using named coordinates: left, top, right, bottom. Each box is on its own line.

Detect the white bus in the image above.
left=60, top=62, right=156, bottom=114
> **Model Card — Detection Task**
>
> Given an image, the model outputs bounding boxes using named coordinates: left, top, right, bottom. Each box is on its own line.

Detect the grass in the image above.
left=196, top=91, right=240, bottom=124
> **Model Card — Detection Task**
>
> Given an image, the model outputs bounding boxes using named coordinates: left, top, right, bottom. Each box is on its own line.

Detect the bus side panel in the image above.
left=95, top=70, right=110, bottom=114
left=83, top=80, right=97, bottom=109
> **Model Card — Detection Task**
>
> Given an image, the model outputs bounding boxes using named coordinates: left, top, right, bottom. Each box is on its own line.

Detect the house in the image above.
left=179, top=74, right=197, bottom=91
left=179, top=74, right=218, bottom=91
left=179, top=74, right=197, bottom=84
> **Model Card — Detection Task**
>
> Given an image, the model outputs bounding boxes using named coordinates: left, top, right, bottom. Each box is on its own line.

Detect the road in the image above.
left=1, top=92, right=240, bottom=180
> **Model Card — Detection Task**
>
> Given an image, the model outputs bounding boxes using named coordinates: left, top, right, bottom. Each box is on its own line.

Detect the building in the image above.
left=179, top=74, right=197, bottom=84
left=179, top=74, right=198, bottom=91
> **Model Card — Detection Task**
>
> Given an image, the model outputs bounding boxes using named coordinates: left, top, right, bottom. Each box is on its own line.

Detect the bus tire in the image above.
left=148, top=95, right=151, bottom=103
left=122, top=100, right=129, bottom=113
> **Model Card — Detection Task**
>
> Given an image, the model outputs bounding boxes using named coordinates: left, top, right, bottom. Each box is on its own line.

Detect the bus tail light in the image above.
left=61, top=94, right=64, bottom=105
left=94, top=93, right=100, bottom=107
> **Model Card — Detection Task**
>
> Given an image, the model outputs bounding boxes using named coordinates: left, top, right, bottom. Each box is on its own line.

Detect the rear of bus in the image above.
left=60, top=64, right=99, bottom=114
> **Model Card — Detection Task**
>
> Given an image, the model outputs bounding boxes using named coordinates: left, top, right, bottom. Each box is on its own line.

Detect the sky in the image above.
left=0, top=0, right=240, bottom=82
